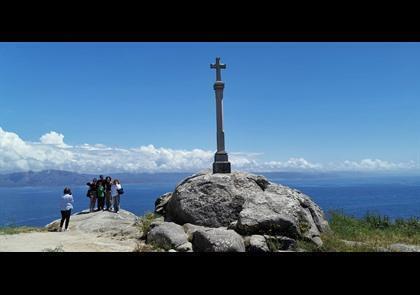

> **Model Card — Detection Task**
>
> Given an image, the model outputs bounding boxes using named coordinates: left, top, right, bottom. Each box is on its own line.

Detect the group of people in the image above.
left=86, top=175, right=124, bottom=213
left=58, top=175, right=124, bottom=232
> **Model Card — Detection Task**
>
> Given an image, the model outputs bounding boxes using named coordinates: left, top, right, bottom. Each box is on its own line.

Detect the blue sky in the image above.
left=1, top=42, right=420, bottom=173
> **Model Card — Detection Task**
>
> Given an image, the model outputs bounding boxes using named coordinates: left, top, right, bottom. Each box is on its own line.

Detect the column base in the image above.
left=213, top=152, right=231, bottom=173
left=213, top=161, right=231, bottom=174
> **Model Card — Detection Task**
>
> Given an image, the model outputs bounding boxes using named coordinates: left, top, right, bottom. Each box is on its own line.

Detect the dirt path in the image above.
left=0, top=210, right=143, bottom=252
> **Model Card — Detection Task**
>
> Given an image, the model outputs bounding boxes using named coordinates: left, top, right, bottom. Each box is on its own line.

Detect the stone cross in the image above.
left=210, top=57, right=231, bottom=173
left=210, top=57, right=226, bottom=81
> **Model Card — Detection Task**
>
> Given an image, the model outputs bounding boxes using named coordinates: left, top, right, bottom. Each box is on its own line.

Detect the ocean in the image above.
left=0, top=174, right=420, bottom=227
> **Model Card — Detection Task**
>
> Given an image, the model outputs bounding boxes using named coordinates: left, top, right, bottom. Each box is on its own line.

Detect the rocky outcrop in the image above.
left=0, top=210, right=143, bottom=252
left=161, top=171, right=329, bottom=247
left=46, top=209, right=141, bottom=240
left=146, top=171, right=330, bottom=252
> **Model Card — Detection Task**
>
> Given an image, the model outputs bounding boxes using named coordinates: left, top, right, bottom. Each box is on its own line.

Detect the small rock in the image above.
left=147, top=222, right=189, bottom=250
left=389, top=243, right=420, bottom=252
left=192, top=227, right=245, bottom=252
left=176, top=242, right=193, bottom=252
left=183, top=223, right=206, bottom=241
left=248, top=235, right=270, bottom=252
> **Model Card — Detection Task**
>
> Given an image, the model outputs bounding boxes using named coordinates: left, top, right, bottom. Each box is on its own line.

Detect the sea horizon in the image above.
left=1, top=172, right=419, bottom=227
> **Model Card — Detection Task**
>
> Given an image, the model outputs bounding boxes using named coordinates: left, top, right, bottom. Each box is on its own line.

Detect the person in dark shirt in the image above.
left=97, top=179, right=105, bottom=210
left=86, top=178, right=98, bottom=212
left=104, top=176, right=113, bottom=211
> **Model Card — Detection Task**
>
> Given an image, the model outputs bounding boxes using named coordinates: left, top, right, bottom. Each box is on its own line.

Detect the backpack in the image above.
left=117, top=187, right=124, bottom=195
left=86, top=189, right=91, bottom=197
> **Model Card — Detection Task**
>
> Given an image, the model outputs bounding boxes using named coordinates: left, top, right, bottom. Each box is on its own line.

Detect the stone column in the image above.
left=211, top=58, right=231, bottom=173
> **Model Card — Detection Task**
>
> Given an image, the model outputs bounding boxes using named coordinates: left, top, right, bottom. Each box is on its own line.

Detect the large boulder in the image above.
left=163, top=171, right=329, bottom=245
left=192, top=227, right=245, bottom=252
left=147, top=222, right=189, bottom=251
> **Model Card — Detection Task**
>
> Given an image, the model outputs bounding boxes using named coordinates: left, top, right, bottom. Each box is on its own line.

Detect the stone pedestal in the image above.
left=213, top=162, right=231, bottom=174
left=213, top=152, right=231, bottom=173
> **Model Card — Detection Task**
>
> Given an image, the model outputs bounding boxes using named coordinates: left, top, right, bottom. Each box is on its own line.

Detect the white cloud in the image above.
left=0, top=127, right=417, bottom=174
left=262, top=158, right=321, bottom=171
left=0, top=127, right=216, bottom=173
left=39, top=131, right=68, bottom=147
left=0, top=128, right=74, bottom=172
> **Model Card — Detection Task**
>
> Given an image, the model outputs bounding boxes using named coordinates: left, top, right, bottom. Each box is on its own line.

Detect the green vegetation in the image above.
left=137, top=212, right=160, bottom=237
left=134, top=212, right=166, bottom=252
left=298, top=211, right=420, bottom=252
left=0, top=226, right=47, bottom=235
left=265, top=236, right=282, bottom=252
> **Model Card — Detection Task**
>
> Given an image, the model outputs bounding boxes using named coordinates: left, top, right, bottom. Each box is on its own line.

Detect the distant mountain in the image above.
left=0, top=170, right=193, bottom=187
left=1, top=169, right=419, bottom=188
left=0, top=170, right=93, bottom=187
left=261, top=171, right=420, bottom=186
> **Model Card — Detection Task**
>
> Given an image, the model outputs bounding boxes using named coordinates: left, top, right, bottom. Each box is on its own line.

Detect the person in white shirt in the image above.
left=60, top=187, right=74, bottom=232
left=111, top=179, right=122, bottom=213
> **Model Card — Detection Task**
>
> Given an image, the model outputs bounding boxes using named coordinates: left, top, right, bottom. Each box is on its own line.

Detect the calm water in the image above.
left=0, top=176, right=420, bottom=226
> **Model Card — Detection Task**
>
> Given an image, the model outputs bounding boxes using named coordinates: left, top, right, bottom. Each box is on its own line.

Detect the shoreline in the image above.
left=1, top=211, right=419, bottom=252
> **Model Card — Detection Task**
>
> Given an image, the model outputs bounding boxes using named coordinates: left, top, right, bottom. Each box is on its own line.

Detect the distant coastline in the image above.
left=0, top=170, right=192, bottom=187
left=1, top=169, right=420, bottom=188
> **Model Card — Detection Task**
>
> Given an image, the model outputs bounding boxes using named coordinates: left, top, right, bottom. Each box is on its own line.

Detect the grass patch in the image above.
left=298, top=211, right=420, bottom=252
left=266, top=238, right=281, bottom=252
left=137, top=212, right=160, bottom=238
left=0, top=226, right=47, bottom=235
